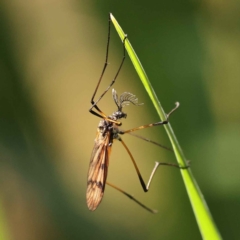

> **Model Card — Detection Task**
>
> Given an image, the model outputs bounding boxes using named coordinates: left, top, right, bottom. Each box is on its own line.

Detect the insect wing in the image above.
left=86, top=131, right=111, bottom=211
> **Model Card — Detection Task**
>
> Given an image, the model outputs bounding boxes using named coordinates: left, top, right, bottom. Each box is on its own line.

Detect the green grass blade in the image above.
left=110, top=13, right=222, bottom=240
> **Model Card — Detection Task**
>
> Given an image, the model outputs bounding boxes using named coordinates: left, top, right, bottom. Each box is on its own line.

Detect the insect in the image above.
left=86, top=13, right=188, bottom=213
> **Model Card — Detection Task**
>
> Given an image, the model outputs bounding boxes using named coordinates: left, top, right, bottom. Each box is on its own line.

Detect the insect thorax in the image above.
left=97, top=110, right=126, bottom=140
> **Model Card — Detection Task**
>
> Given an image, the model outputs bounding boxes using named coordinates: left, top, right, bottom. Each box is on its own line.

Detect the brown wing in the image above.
left=86, top=130, right=112, bottom=211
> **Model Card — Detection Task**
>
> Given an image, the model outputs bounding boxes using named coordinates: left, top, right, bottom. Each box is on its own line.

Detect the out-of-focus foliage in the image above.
left=0, top=1, right=239, bottom=240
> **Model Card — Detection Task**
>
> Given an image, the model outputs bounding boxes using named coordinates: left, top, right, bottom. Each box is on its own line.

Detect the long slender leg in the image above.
left=89, top=109, right=122, bottom=125
left=90, top=35, right=127, bottom=111
left=90, top=14, right=128, bottom=116
left=118, top=138, right=188, bottom=192
left=127, top=132, right=173, bottom=152
left=90, top=14, right=111, bottom=110
left=120, top=102, right=180, bottom=134
left=89, top=105, right=122, bottom=125
left=106, top=182, right=157, bottom=213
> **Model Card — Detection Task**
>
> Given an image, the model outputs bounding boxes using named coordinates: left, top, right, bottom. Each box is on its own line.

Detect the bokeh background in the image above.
left=0, top=1, right=240, bottom=239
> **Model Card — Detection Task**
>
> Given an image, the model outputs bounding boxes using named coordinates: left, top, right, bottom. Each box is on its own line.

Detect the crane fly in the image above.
left=87, top=13, right=188, bottom=213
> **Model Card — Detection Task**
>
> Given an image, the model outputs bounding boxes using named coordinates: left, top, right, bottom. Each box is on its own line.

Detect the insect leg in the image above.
left=106, top=182, right=157, bottom=213
left=90, top=14, right=111, bottom=111
left=120, top=102, right=180, bottom=134
left=127, top=132, right=173, bottom=152
left=89, top=106, right=121, bottom=125
left=118, top=138, right=188, bottom=192
left=90, top=14, right=127, bottom=115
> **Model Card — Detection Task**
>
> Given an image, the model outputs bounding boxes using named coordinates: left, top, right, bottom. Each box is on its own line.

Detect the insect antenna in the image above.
left=112, top=89, right=143, bottom=111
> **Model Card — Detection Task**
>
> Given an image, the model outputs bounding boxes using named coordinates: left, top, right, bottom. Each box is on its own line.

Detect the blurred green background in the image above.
left=0, top=0, right=240, bottom=239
